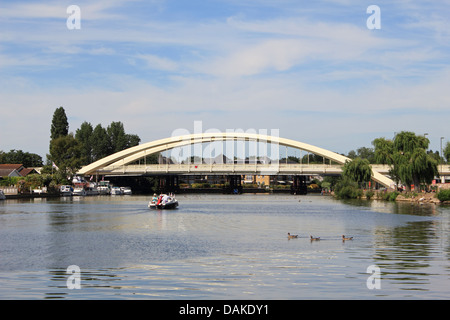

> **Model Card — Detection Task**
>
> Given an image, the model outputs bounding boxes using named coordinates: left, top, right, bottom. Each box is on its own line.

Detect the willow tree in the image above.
left=444, top=141, right=450, bottom=163
left=373, top=131, right=438, bottom=191
left=342, top=157, right=372, bottom=187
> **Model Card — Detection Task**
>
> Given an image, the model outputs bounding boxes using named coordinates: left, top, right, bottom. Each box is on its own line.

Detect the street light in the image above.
left=441, top=137, right=444, bottom=183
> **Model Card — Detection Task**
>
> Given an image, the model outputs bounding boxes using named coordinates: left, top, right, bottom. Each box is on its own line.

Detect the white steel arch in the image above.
left=77, top=132, right=394, bottom=187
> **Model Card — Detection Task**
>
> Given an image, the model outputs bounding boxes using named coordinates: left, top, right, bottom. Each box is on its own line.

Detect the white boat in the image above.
left=0, top=190, right=5, bottom=200
left=72, top=186, right=86, bottom=196
left=121, top=187, right=132, bottom=195
left=86, top=187, right=99, bottom=196
left=85, top=183, right=99, bottom=196
left=148, top=194, right=179, bottom=209
left=98, top=181, right=111, bottom=195
left=111, top=187, right=123, bottom=195
left=60, top=185, right=73, bottom=196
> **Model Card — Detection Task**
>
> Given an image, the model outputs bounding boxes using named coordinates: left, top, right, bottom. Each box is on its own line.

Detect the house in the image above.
left=0, top=164, right=38, bottom=177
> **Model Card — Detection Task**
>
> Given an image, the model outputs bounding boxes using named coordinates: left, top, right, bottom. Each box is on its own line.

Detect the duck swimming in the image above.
left=287, top=232, right=298, bottom=239
left=342, top=235, right=353, bottom=241
left=310, top=235, right=320, bottom=241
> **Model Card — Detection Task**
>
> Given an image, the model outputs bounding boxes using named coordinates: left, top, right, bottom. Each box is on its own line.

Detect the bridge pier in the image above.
left=157, top=175, right=180, bottom=194
left=291, top=176, right=308, bottom=195
left=225, top=175, right=243, bottom=194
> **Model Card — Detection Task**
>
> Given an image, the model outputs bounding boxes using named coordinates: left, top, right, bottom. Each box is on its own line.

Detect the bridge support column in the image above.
left=225, top=175, right=242, bottom=194
left=291, top=176, right=307, bottom=195
left=157, top=175, right=180, bottom=194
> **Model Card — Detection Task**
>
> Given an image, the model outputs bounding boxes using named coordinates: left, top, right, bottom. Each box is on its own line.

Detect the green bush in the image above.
left=437, top=189, right=450, bottom=202
left=365, top=190, right=375, bottom=200
left=382, top=191, right=399, bottom=201
left=334, top=178, right=363, bottom=199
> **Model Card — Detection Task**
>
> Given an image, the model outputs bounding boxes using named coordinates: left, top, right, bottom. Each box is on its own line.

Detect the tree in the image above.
left=107, top=121, right=128, bottom=154
left=50, top=106, right=69, bottom=140
left=49, top=134, right=84, bottom=176
left=126, top=134, right=141, bottom=148
left=106, top=121, right=140, bottom=154
left=0, top=149, right=43, bottom=167
left=444, top=141, right=450, bottom=163
left=356, top=147, right=375, bottom=163
left=73, top=120, right=141, bottom=164
left=372, top=137, right=400, bottom=186
left=91, top=124, right=110, bottom=162
left=347, top=147, right=375, bottom=163
left=342, top=157, right=372, bottom=187
left=75, top=121, right=94, bottom=165
left=347, top=150, right=357, bottom=159
left=373, top=131, right=438, bottom=191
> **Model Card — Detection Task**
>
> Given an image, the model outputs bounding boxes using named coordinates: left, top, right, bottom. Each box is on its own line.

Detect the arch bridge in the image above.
left=77, top=132, right=395, bottom=190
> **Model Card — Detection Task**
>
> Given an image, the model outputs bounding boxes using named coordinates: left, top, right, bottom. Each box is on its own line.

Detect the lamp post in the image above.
left=441, top=137, right=444, bottom=183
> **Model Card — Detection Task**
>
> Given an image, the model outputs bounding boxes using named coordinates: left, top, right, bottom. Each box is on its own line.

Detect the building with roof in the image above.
left=0, top=164, right=38, bottom=177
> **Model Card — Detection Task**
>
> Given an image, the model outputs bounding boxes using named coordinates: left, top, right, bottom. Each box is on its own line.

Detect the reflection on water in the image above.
left=0, top=194, right=449, bottom=299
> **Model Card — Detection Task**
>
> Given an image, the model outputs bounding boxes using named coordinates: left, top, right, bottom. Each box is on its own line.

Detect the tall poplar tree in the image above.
left=75, top=121, right=94, bottom=165
left=50, top=106, right=69, bottom=140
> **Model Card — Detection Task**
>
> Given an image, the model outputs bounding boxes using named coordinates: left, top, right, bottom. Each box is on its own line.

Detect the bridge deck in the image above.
left=91, top=163, right=450, bottom=179
left=97, top=163, right=394, bottom=176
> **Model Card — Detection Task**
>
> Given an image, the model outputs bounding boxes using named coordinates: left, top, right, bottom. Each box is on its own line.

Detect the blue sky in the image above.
left=1, top=0, right=450, bottom=159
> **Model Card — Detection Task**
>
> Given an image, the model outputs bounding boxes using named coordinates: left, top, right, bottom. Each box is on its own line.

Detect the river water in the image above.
left=0, top=193, right=449, bottom=300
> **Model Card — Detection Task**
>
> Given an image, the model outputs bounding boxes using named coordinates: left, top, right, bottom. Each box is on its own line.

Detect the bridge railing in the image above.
left=97, top=163, right=347, bottom=175
left=86, top=162, right=449, bottom=177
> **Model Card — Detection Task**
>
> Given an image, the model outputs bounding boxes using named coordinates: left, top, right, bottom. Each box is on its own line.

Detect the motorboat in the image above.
left=0, top=190, right=5, bottom=200
left=121, top=187, right=132, bottom=195
left=98, top=181, right=111, bottom=195
left=111, top=187, right=123, bottom=195
left=60, top=185, right=73, bottom=196
left=72, top=186, right=86, bottom=196
left=85, top=183, right=99, bottom=196
left=148, top=194, right=179, bottom=209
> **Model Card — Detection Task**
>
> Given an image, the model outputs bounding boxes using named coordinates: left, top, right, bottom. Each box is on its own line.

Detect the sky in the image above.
left=1, top=0, right=450, bottom=161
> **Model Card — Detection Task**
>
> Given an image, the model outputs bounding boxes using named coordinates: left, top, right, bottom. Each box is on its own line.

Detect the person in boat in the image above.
left=162, top=194, right=170, bottom=204
left=151, top=193, right=158, bottom=204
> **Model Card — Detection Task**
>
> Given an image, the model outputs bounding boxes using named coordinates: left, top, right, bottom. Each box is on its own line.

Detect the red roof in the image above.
left=0, top=164, right=23, bottom=170
left=0, top=164, right=36, bottom=177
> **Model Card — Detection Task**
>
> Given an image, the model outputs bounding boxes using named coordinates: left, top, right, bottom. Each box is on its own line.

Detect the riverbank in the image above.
left=363, top=190, right=443, bottom=204
left=3, top=193, right=61, bottom=200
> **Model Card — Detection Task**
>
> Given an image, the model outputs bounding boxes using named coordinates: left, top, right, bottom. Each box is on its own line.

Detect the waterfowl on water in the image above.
left=342, top=235, right=353, bottom=241
left=287, top=232, right=298, bottom=239
left=310, top=235, right=320, bottom=241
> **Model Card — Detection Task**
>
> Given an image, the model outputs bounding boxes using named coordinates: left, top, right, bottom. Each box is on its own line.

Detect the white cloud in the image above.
left=135, top=54, right=179, bottom=71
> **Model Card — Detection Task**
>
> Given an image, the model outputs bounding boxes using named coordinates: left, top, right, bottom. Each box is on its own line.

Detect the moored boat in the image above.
left=111, top=187, right=123, bottom=195
left=0, top=190, right=5, bottom=200
left=72, top=186, right=86, bottom=196
left=98, top=181, right=111, bottom=195
left=60, top=185, right=73, bottom=196
left=85, top=183, right=99, bottom=196
left=121, top=187, right=132, bottom=195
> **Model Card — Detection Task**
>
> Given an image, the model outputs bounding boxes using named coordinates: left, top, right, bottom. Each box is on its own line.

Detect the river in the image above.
left=0, top=193, right=449, bottom=299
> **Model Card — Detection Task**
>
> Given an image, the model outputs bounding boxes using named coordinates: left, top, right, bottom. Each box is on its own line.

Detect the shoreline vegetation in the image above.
left=333, top=188, right=449, bottom=205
